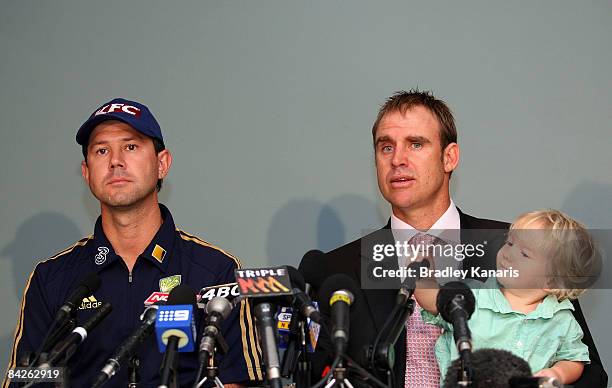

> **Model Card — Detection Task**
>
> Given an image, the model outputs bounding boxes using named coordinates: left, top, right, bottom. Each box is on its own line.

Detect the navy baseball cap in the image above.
left=76, top=98, right=164, bottom=146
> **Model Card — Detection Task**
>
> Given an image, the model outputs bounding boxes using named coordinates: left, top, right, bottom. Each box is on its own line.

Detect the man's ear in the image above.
left=443, top=142, right=460, bottom=173
left=81, top=160, right=90, bottom=185
left=157, top=149, right=173, bottom=179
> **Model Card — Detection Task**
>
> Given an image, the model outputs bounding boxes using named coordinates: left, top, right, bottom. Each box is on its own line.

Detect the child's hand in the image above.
left=534, top=368, right=562, bottom=381
left=535, top=361, right=584, bottom=385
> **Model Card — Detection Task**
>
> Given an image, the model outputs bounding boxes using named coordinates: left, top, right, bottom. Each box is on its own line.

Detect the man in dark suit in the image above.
left=301, top=90, right=606, bottom=387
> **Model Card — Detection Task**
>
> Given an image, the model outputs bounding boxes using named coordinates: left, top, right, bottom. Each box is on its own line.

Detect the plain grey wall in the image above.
left=1, top=0, right=610, bottom=376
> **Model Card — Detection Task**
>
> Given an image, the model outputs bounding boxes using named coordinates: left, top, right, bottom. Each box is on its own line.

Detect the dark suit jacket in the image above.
left=303, top=209, right=607, bottom=387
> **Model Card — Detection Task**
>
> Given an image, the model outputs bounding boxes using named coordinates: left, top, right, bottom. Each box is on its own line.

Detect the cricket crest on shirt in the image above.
left=159, top=274, right=181, bottom=293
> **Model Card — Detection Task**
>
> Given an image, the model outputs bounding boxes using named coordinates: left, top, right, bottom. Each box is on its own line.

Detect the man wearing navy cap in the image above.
left=4, top=98, right=262, bottom=387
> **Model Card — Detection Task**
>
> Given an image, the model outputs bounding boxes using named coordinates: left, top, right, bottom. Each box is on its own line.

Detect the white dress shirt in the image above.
left=391, top=200, right=461, bottom=280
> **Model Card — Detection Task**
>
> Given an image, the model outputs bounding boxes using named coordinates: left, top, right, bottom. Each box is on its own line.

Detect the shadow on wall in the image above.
left=0, top=213, right=81, bottom=371
left=266, top=194, right=384, bottom=268
left=560, top=181, right=612, bottom=376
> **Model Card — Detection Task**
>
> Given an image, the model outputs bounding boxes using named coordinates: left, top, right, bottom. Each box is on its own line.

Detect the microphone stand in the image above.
left=324, top=357, right=353, bottom=388
left=318, top=353, right=388, bottom=388
left=368, top=266, right=429, bottom=386
left=128, top=356, right=140, bottom=388
left=314, top=326, right=386, bottom=388
left=29, top=317, right=76, bottom=368
left=280, top=308, right=313, bottom=387
left=373, top=298, right=415, bottom=374
left=455, top=350, right=473, bottom=387
left=158, top=336, right=179, bottom=388
left=295, top=319, right=312, bottom=388
left=194, top=328, right=229, bottom=388
left=194, top=347, right=225, bottom=388
left=363, top=285, right=415, bottom=388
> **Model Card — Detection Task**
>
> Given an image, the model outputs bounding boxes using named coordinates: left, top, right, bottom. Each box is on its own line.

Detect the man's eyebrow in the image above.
left=119, top=136, right=143, bottom=142
left=89, top=137, right=143, bottom=147
left=405, top=135, right=430, bottom=143
left=375, top=135, right=393, bottom=145
left=88, top=140, right=108, bottom=148
left=375, top=135, right=431, bottom=145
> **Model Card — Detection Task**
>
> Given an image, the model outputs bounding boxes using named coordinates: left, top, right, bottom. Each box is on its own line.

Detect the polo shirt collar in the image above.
left=141, top=204, right=176, bottom=272
left=91, top=204, right=176, bottom=273
left=478, top=277, right=574, bottom=319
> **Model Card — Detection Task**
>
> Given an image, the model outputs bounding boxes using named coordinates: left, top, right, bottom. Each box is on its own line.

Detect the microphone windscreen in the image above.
left=317, top=274, right=360, bottom=314
left=67, top=273, right=102, bottom=306
left=286, top=265, right=306, bottom=292
left=80, top=272, right=102, bottom=294
left=298, top=249, right=324, bottom=287
left=443, top=348, right=531, bottom=388
left=167, top=284, right=196, bottom=306
left=436, top=281, right=476, bottom=322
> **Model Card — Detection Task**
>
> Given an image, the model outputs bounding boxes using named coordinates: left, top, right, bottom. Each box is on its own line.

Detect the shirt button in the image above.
left=516, top=341, right=523, bottom=348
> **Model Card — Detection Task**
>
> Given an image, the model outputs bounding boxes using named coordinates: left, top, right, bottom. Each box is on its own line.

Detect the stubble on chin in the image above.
left=93, top=185, right=156, bottom=209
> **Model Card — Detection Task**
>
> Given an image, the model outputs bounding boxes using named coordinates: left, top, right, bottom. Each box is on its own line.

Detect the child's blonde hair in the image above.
left=510, top=209, right=600, bottom=300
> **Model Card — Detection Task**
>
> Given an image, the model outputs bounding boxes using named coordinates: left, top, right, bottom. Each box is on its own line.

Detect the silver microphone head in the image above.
left=205, top=296, right=233, bottom=319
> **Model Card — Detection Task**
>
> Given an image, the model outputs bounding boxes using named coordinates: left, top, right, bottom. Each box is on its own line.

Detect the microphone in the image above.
left=91, top=304, right=160, bottom=388
left=318, top=274, right=359, bottom=357
left=443, top=348, right=533, bottom=388
left=437, top=281, right=476, bottom=384
left=198, top=296, right=233, bottom=358
left=235, top=266, right=294, bottom=388
left=437, top=281, right=475, bottom=353
left=41, top=302, right=112, bottom=367
left=155, top=285, right=197, bottom=353
left=34, top=273, right=102, bottom=362
left=156, top=285, right=197, bottom=388
left=55, top=273, right=102, bottom=327
left=370, top=261, right=429, bottom=371
left=280, top=266, right=321, bottom=382
left=192, top=296, right=233, bottom=388
left=253, top=301, right=283, bottom=388
left=298, top=249, right=325, bottom=292
left=400, top=260, right=430, bottom=295
left=286, top=266, right=322, bottom=324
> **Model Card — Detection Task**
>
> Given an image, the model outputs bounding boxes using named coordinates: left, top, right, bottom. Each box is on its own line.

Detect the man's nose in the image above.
left=391, top=145, right=409, bottom=167
left=109, top=150, right=125, bottom=169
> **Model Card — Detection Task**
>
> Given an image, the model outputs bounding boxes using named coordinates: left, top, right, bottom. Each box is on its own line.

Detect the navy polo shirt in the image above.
left=4, top=204, right=263, bottom=387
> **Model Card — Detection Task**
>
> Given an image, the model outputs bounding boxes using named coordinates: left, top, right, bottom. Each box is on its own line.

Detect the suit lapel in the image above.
left=358, top=222, right=401, bottom=332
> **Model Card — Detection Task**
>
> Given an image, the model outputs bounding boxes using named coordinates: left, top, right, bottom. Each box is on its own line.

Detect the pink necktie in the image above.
left=404, top=234, right=442, bottom=388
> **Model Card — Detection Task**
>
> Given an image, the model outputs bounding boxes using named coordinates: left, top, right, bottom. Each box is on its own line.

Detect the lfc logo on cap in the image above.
left=95, top=103, right=141, bottom=117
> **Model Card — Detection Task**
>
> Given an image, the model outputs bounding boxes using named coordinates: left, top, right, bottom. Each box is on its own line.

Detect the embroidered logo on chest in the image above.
left=95, top=247, right=109, bottom=265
